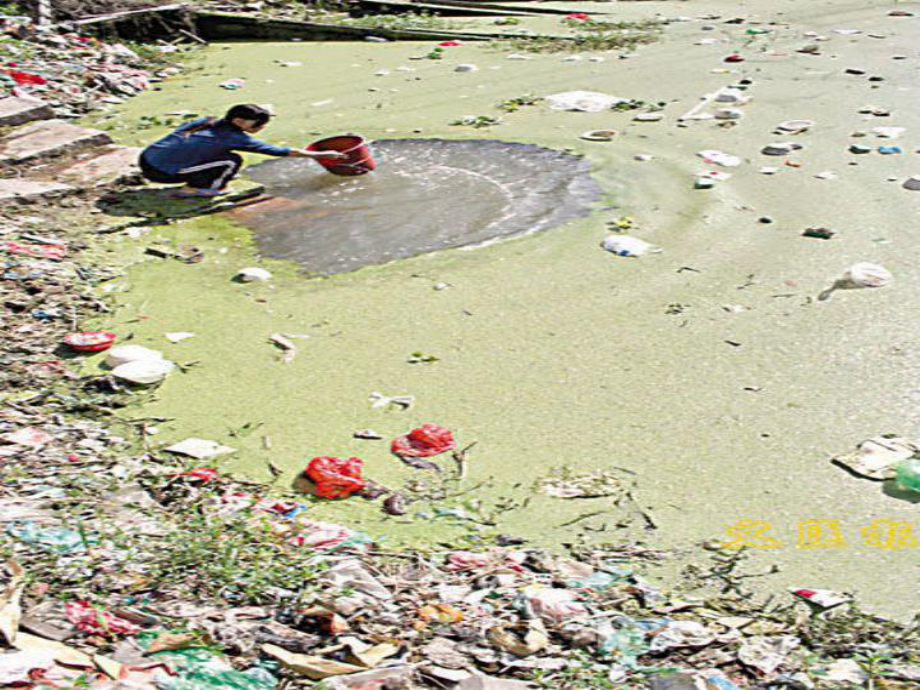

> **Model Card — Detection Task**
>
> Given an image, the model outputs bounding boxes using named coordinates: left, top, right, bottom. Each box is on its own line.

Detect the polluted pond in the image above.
left=235, top=139, right=602, bottom=274
left=7, top=0, right=920, bottom=687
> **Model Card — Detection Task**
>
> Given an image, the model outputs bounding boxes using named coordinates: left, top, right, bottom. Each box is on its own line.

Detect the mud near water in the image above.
left=238, top=139, right=602, bottom=274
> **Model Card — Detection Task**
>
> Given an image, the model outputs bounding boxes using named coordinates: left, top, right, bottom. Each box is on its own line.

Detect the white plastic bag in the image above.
left=601, top=235, right=658, bottom=257
left=841, top=262, right=892, bottom=288
left=112, top=358, right=175, bottom=385
left=164, top=438, right=236, bottom=460
left=105, top=344, right=164, bottom=368
left=697, top=150, right=742, bottom=167
left=545, top=91, right=628, bottom=112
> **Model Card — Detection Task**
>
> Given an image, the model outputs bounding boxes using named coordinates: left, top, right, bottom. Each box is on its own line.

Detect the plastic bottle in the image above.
left=895, top=457, right=920, bottom=492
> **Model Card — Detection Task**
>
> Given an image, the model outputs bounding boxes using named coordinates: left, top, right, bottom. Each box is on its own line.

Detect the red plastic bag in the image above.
left=65, top=601, right=141, bottom=637
left=2, top=240, right=67, bottom=261
left=5, top=70, right=47, bottom=86
left=305, top=456, right=366, bottom=499
left=391, top=424, right=456, bottom=458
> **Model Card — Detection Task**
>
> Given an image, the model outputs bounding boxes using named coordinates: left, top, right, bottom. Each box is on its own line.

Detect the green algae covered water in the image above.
left=91, top=0, right=920, bottom=619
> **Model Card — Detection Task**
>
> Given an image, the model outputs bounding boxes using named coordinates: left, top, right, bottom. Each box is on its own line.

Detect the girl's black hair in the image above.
left=183, top=104, right=273, bottom=136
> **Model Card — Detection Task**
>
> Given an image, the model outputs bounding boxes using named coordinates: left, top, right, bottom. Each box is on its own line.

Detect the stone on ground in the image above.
left=59, top=146, right=142, bottom=187
left=0, top=179, right=74, bottom=202
left=0, top=120, right=112, bottom=164
left=0, top=97, right=53, bottom=127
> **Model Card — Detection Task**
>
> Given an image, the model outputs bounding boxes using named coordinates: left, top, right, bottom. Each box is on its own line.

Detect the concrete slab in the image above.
left=0, top=97, right=53, bottom=127
left=59, top=146, right=142, bottom=188
left=0, top=179, right=74, bottom=202
left=0, top=120, right=112, bottom=165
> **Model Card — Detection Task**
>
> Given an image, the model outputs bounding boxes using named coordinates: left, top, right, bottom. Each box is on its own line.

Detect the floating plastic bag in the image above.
left=546, top=91, right=628, bottom=112
left=304, top=457, right=366, bottom=499
left=112, top=358, right=175, bottom=385
left=841, top=262, right=892, bottom=288
left=65, top=601, right=142, bottom=637
left=165, top=439, right=236, bottom=460
left=105, top=345, right=164, bottom=368
left=697, top=150, right=742, bottom=167
left=391, top=424, right=456, bottom=458
left=600, top=235, right=658, bottom=257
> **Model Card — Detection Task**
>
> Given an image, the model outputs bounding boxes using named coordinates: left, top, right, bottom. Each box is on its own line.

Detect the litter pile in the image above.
left=0, top=14, right=181, bottom=118
left=4, top=433, right=920, bottom=690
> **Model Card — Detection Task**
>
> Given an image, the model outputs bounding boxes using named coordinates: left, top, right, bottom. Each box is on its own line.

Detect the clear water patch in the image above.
left=235, top=138, right=603, bottom=275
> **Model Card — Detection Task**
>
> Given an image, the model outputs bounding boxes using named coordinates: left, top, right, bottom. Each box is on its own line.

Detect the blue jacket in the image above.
left=141, top=118, right=291, bottom=174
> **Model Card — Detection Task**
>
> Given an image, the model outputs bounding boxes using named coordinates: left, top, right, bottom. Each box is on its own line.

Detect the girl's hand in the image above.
left=311, top=149, right=348, bottom=160
left=291, top=149, right=347, bottom=160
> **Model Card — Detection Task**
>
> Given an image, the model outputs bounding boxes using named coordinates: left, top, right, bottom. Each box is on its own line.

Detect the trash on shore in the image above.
left=164, top=438, right=236, bottom=460
left=791, top=588, right=850, bottom=609
left=63, top=331, right=116, bottom=353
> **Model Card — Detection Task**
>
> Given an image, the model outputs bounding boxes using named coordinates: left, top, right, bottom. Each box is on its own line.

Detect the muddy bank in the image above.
left=92, top=0, right=920, bottom=619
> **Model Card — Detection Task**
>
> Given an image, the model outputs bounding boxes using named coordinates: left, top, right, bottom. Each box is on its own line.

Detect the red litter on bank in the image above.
left=391, top=424, right=456, bottom=458
left=64, top=331, right=116, bottom=353
left=305, top=456, right=366, bottom=499
left=723, top=53, right=745, bottom=63
left=792, top=588, right=849, bottom=608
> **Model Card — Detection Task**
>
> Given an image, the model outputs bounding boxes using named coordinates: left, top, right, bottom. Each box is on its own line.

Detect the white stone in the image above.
left=0, top=120, right=112, bottom=164
left=0, top=97, right=52, bottom=127
left=236, top=267, right=272, bottom=282
left=0, top=179, right=73, bottom=202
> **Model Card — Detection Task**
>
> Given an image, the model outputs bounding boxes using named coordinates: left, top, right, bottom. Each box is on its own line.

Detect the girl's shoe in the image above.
left=170, top=187, right=228, bottom=199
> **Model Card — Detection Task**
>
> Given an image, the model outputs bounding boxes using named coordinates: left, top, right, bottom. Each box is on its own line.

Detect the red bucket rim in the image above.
left=307, top=135, right=368, bottom=155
